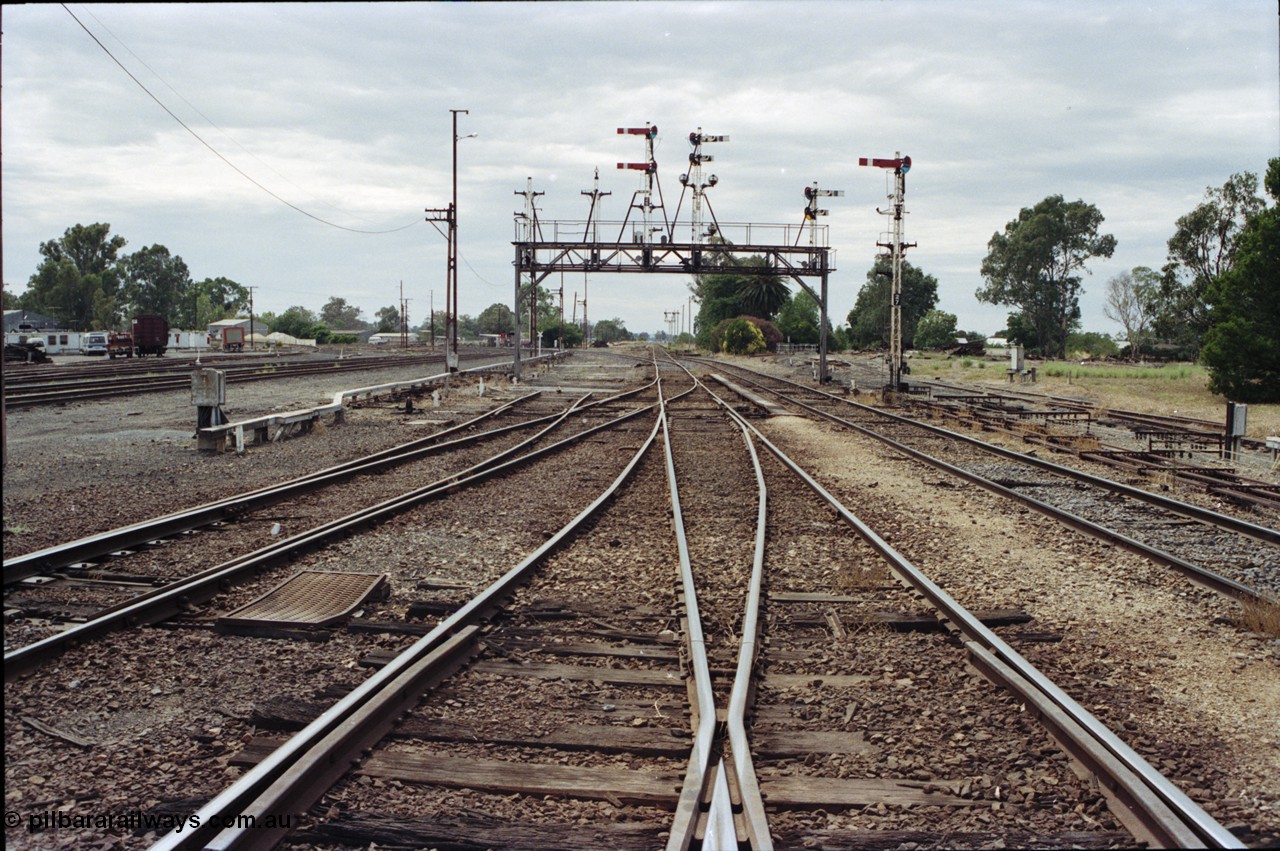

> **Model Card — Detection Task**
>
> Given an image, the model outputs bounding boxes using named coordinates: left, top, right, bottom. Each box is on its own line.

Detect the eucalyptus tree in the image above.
left=977, top=195, right=1115, bottom=359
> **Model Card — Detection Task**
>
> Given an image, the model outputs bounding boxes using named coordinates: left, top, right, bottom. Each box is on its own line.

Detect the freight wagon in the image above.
left=221, top=326, right=245, bottom=352
left=131, top=314, right=169, bottom=357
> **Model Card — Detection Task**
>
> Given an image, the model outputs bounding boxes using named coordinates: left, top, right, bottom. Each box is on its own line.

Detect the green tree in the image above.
left=1200, top=159, right=1280, bottom=402
left=525, top=284, right=567, bottom=341
left=776, top=290, right=820, bottom=345
left=120, top=244, right=192, bottom=323
left=1066, top=331, right=1120, bottom=359
left=1002, top=312, right=1043, bottom=352
left=45, top=223, right=126, bottom=277
left=977, top=195, right=1116, bottom=359
left=23, top=223, right=128, bottom=328
left=592, top=317, right=631, bottom=343
left=321, top=297, right=366, bottom=330
left=476, top=303, right=515, bottom=334
left=1154, top=171, right=1264, bottom=356
left=24, top=260, right=101, bottom=330
left=271, top=305, right=320, bottom=338
left=913, top=309, right=958, bottom=349
left=375, top=304, right=403, bottom=333
left=713, top=317, right=767, bottom=355
left=691, top=254, right=789, bottom=346
left=89, top=289, right=118, bottom=330
left=193, top=277, right=249, bottom=322
left=541, top=321, right=583, bottom=349
left=846, top=256, right=939, bottom=349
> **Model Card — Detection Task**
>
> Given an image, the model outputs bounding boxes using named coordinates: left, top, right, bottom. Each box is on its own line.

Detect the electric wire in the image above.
left=62, top=4, right=421, bottom=236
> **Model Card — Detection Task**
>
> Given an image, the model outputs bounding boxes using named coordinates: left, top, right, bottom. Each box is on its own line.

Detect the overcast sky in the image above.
left=3, top=2, right=1277, bottom=338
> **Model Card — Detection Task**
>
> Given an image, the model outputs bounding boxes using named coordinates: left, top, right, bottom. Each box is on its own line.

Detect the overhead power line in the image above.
left=61, top=3, right=421, bottom=235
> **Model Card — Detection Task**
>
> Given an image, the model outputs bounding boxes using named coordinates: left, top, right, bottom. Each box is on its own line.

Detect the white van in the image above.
left=83, top=332, right=109, bottom=355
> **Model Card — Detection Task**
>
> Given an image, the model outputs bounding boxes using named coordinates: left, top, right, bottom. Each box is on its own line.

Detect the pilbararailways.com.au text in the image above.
left=14, top=809, right=291, bottom=835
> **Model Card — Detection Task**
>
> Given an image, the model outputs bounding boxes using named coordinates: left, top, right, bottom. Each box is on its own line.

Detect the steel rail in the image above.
left=663, top=357, right=774, bottom=849
left=662, top=377, right=728, bottom=851
left=5, top=395, right=659, bottom=676
left=718, top=403, right=1241, bottom=849
left=4, top=375, right=655, bottom=584
left=153, top=409, right=668, bottom=851
left=720, top=414, right=773, bottom=849
left=697, top=362, right=1273, bottom=603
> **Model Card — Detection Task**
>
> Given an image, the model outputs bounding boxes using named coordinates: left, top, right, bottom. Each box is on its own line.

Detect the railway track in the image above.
left=690, top=358, right=1279, bottom=603
left=3, top=350, right=1271, bottom=849
left=156, top=361, right=1241, bottom=847
left=1, top=350, right=503, bottom=408
left=3, top=375, right=662, bottom=670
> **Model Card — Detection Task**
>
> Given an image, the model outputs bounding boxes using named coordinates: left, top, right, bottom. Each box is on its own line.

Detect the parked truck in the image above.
left=107, top=331, right=134, bottom=359
left=221, top=326, right=245, bottom=352
left=131, top=314, right=169, bottom=357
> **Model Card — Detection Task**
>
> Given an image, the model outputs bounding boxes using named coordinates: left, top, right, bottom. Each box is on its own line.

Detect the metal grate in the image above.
left=218, top=570, right=389, bottom=629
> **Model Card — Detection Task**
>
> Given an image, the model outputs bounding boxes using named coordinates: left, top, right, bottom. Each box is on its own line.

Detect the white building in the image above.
left=367, top=332, right=419, bottom=346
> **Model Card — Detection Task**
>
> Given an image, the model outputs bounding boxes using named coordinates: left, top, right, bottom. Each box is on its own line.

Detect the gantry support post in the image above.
left=513, top=244, right=523, bottom=381
left=819, top=264, right=829, bottom=383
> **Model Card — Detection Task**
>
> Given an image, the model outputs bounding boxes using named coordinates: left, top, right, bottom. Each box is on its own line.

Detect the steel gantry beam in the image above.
left=511, top=236, right=834, bottom=381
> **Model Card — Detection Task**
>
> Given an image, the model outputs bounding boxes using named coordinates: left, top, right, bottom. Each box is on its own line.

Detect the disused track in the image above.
left=907, top=385, right=1280, bottom=512
left=690, top=358, right=1279, bottom=602
left=2, top=349, right=502, bottom=408
left=919, top=375, right=1274, bottom=455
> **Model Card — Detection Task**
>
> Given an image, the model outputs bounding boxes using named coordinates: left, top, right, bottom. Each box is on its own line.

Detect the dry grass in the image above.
left=1239, top=593, right=1280, bottom=638
left=1145, top=468, right=1177, bottom=492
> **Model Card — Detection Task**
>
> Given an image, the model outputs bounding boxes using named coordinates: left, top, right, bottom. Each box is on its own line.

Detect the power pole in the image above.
left=448, top=109, right=469, bottom=369
left=427, top=110, right=472, bottom=372
left=859, top=153, right=915, bottom=392
left=429, top=289, right=435, bottom=349
left=247, top=286, right=257, bottom=351
left=399, top=280, right=410, bottom=348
